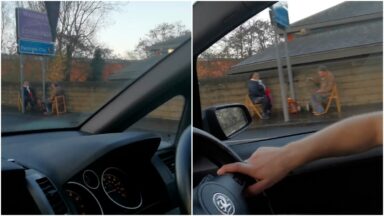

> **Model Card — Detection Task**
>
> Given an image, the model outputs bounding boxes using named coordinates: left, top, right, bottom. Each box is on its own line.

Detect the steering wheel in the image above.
left=175, top=126, right=191, bottom=214
left=193, top=127, right=252, bottom=215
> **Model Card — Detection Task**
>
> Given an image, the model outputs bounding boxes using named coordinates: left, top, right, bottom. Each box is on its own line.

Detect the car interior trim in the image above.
left=25, top=169, right=69, bottom=214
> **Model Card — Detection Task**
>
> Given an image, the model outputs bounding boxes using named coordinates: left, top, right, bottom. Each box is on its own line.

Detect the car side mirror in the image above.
left=202, top=104, right=252, bottom=140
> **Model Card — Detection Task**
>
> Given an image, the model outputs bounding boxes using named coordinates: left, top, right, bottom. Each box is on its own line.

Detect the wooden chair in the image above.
left=52, top=95, right=67, bottom=116
left=324, top=84, right=341, bottom=113
left=18, top=93, right=32, bottom=112
left=18, top=93, right=22, bottom=112
left=244, top=95, right=263, bottom=119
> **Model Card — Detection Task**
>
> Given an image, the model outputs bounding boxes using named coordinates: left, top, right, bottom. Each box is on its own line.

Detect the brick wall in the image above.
left=1, top=55, right=131, bottom=82
left=198, top=55, right=383, bottom=110
left=197, top=59, right=240, bottom=78
left=2, top=81, right=121, bottom=112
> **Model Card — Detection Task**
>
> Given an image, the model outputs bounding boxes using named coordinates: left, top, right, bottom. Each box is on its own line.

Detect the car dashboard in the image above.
left=2, top=131, right=179, bottom=214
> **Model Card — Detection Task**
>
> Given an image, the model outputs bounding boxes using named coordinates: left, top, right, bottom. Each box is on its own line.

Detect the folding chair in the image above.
left=324, top=84, right=341, bottom=113
left=18, top=92, right=32, bottom=112
left=52, top=95, right=67, bottom=116
left=244, top=95, right=263, bottom=119
left=18, top=93, right=22, bottom=112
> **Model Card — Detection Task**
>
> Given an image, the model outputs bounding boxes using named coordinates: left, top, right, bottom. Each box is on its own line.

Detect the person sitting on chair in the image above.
left=248, top=72, right=272, bottom=119
left=22, top=80, right=36, bottom=111
left=307, top=65, right=335, bottom=115
left=44, top=82, right=64, bottom=114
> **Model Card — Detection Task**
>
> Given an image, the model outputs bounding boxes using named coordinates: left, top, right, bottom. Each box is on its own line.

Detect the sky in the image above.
left=254, top=0, right=345, bottom=22
left=2, top=1, right=346, bottom=58
left=99, top=0, right=344, bottom=57
left=288, top=0, right=345, bottom=23
left=97, top=1, right=192, bottom=58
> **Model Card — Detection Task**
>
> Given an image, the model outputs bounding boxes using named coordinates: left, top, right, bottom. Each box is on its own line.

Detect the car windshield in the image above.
left=197, top=1, right=382, bottom=140
left=1, top=1, right=191, bottom=133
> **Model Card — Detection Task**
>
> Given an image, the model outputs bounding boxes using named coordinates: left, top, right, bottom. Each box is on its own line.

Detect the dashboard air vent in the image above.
left=158, top=150, right=175, bottom=174
left=36, top=177, right=68, bottom=214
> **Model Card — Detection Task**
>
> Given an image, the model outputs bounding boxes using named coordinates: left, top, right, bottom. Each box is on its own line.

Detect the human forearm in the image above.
left=217, top=112, right=382, bottom=196
left=282, top=112, right=383, bottom=170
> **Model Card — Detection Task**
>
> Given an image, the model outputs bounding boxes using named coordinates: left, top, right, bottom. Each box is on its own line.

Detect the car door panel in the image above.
left=266, top=150, right=382, bottom=214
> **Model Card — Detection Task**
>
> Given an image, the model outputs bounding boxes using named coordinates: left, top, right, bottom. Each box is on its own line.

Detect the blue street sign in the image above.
left=17, top=8, right=53, bottom=42
left=272, top=2, right=289, bottom=29
left=18, top=39, right=55, bottom=56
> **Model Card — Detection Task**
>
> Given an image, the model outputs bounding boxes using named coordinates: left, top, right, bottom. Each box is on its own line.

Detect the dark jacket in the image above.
left=248, top=80, right=266, bottom=100
left=23, top=86, right=36, bottom=101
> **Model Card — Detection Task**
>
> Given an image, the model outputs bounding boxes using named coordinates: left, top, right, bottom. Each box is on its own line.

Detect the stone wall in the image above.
left=2, top=81, right=185, bottom=120
left=146, top=96, right=185, bottom=120
left=198, top=55, right=383, bottom=110
left=2, top=81, right=122, bottom=112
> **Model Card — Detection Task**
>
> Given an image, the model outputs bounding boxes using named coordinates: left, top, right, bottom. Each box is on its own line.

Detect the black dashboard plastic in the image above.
left=2, top=131, right=160, bottom=185
left=1, top=160, right=41, bottom=214
left=1, top=131, right=179, bottom=214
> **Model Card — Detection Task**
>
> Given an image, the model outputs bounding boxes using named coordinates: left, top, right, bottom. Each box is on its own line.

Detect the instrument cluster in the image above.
left=64, top=167, right=143, bottom=214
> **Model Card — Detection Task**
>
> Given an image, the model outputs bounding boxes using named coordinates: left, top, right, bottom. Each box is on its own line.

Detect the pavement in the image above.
left=250, top=103, right=382, bottom=129
left=1, top=106, right=89, bottom=133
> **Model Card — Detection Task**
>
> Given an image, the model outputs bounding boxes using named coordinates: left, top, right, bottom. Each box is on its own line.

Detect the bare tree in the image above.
left=125, top=51, right=139, bottom=60
left=23, top=1, right=45, bottom=11
left=250, top=20, right=275, bottom=52
left=1, top=2, right=9, bottom=52
left=56, top=1, right=114, bottom=81
left=1, top=2, right=16, bottom=54
left=200, top=18, right=275, bottom=60
left=133, top=22, right=191, bottom=59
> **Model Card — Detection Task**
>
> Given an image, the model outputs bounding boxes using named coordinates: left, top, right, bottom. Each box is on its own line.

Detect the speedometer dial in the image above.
left=83, top=169, right=99, bottom=189
left=101, top=167, right=142, bottom=209
left=65, top=182, right=103, bottom=214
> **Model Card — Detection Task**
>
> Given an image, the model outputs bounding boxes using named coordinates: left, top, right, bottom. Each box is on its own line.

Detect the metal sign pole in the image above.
left=20, top=54, right=25, bottom=113
left=270, top=10, right=289, bottom=122
left=283, top=31, right=295, bottom=99
left=16, top=7, right=58, bottom=113
left=41, top=57, right=46, bottom=103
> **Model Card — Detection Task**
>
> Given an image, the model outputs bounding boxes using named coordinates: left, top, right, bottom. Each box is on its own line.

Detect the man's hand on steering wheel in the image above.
left=217, top=147, right=294, bottom=196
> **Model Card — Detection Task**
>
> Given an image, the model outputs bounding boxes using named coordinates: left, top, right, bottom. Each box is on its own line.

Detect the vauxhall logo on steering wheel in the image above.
left=212, top=193, right=235, bottom=215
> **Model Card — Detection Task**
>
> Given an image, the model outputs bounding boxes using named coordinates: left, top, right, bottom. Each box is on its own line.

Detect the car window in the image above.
left=128, top=96, right=185, bottom=148
left=197, top=1, right=383, bottom=140
left=1, top=1, right=191, bottom=133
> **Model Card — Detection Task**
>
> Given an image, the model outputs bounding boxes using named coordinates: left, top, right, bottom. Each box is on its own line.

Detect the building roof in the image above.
left=291, top=1, right=383, bottom=27
left=108, top=35, right=189, bottom=80
left=230, top=1, right=383, bottom=75
left=108, top=55, right=164, bottom=80
left=149, top=34, right=190, bottom=51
